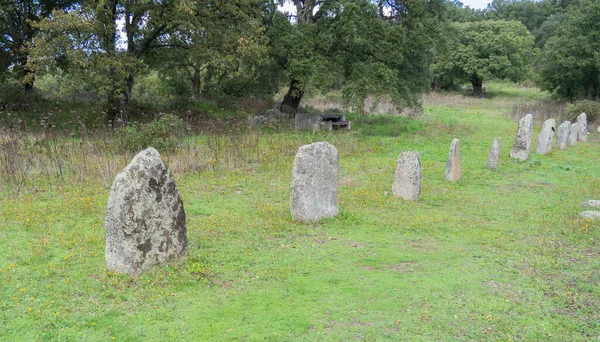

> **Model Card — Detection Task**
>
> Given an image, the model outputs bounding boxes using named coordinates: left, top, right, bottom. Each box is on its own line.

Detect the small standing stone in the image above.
left=290, top=142, right=339, bottom=222
left=105, top=147, right=187, bottom=276
left=536, top=119, right=556, bottom=155
left=568, top=123, right=580, bottom=146
left=510, top=113, right=534, bottom=161
left=392, top=151, right=422, bottom=201
left=576, top=113, right=587, bottom=142
left=445, top=138, right=461, bottom=182
left=556, top=121, right=571, bottom=150
left=486, top=137, right=501, bottom=170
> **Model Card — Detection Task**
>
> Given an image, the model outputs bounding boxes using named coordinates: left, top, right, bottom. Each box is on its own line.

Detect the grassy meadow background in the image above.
left=1, top=83, right=599, bottom=340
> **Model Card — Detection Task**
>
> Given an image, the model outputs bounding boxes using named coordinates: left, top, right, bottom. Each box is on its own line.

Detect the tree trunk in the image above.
left=587, top=78, right=598, bottom=101
left=470, top=76, right=483, bottom=97
left=280, top=79, right=304, bottom=118
left=191, top=67, right=201, bottom=98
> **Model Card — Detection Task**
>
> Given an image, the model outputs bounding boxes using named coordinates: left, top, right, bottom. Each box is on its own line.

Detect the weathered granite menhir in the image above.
left=486, top=137, right=501, bottom=170
left=555, top=121, right=570, bottom=150
left=536, top=119, right=555, bottom=155
left=290, top=142, right=339, bottom=222
left=392, top=151, right=422, bottom=201
left=105, top=147, right=187, bottom=276
left=510, top=113, right=533, bottom=161
left=445, top=138, right=461, bottom=182
left=568, top=122, right=580, bottom=146
left=576, top=112, right=587, bottom=142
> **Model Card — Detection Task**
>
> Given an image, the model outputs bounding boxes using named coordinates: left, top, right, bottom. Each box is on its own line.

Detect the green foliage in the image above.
left=270, top=0, right=446, bottom=113
left=432, top=20, right=535, bottom=95
left=565, top=100, right=600, bottom=123
left=121, top=114, right=185, bottom=153
left=536, top=0, right=600, bottom=101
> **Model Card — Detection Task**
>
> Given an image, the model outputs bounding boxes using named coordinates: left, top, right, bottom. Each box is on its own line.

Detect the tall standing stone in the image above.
left=445, top=138, right=461, bottom=182
left=568, top=123, right=580, bottom=146
left=536, top=119, right=556, bottom=155
left=105, top=147, right=187, bottom=276
left=290, top=142, right=339, bottom=222
left=392, top=151, right=422, bottom=201
left=486, top=137, right=501, bottom=170
left=576, top=113, right=587, bottom=142
left=510, top=114, right=534, bottom=161
left=556, top=121, right=571, bottom=150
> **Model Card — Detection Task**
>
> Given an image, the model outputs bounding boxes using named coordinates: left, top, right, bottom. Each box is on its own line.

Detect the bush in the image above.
left=565, top=100, right=600, bottom=124
left=121, top=114, right=185, bottom=153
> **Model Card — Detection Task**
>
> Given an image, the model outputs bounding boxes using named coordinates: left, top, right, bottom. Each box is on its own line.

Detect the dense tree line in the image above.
left=1, top=0, right=599, bottom=121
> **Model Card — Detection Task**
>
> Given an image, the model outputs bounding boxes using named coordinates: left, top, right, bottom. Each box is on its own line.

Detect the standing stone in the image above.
left=536, top=119, right=556, bottom=155
left=510, top=113, right=534, bottom=161
left=445, top=138, right=461, bottom=182
left=105, top=147, right=187, bottom=276
left=556, top=121, right=571, bottom=150
left=392, top=151, right=422, bottom=201
left=576, top=113, right=587, bottom=142
left=290, top=142, right=339, bottom=222
left=568, top=123, right=580, bottom=146
left=486, top=137, right=501, bottom=170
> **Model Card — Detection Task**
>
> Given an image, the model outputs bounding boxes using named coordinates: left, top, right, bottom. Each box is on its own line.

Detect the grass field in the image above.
left=1, top=84, right=599, bottom=341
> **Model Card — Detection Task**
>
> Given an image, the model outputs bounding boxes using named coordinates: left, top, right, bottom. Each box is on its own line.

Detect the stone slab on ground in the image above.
left=580, top=211, right=600, bottom=220
left=583, top=200, right=600, bottom=208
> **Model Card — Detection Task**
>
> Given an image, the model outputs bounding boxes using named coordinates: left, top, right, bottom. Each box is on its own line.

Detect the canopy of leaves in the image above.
left=432, top=20, right=535, bottom=92
left=536, top=0, right=600, bottom=101
left=269, top=0, right=445, bottom=113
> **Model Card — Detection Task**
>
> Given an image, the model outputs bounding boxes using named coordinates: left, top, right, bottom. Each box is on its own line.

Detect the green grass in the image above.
left=1, top=85, right=599, bottom=341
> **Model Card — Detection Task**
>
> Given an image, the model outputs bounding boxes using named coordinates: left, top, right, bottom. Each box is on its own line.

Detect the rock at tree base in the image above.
left=105, top=147, right=187, bottom=276
left=576, top=113, right=587, bottom=142
left=556, top=121, right=571, bottom=150
left=536, top=119, right=555, bottom=155
left=580, top=211, right=600, bottom=220
left=583, top=200, right=600, bottom=208
left=445, top=138, right=461, bottom=182
left=486, top=137, right=501, bottom=170
left=392, top=151, right=422, bottom=201
left=568, top=123, right=580, bottom=146
left=290, top=142, right=339, bottom=222
left=510, top=113, right=533, bottom=161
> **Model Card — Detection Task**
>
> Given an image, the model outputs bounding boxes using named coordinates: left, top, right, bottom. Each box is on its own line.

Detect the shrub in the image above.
left=565, top=100, right=600, bottom=124
left=121, top=114, right=185, bottom=153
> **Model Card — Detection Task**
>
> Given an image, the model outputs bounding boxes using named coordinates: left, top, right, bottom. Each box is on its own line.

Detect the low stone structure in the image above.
left=536, top=119, right=555, bottom=155
left=486, top=137, right=501, bottom=170
left=556, top=121, right=571, bottom=150
left=510, top=113, right=534, bottom=161
left=392, top=151, right=422, bottom=201
left=105, top=147, right=187, bottom=276
left=290, top=142, right=339, bottom=222
left=568, top=123, right=580, bottom=146
left=294, top=113, right=323, bottom=130
left=576, top=112, right=587, bottom=142
left=445, top=138, right=461, bottom=182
